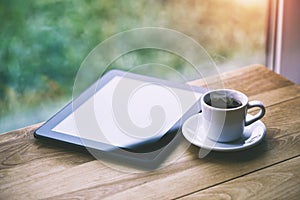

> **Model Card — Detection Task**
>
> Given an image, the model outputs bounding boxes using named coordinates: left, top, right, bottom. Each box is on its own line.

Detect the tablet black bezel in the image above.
left=34, top=69, right=207, bottom=152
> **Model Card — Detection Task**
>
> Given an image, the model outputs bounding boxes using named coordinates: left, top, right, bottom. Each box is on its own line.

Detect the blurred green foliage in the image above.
left=0, top=0, right=268, bottom=133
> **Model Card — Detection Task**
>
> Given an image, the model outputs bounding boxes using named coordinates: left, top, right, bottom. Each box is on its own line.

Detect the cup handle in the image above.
left=245, top=100, right=266, bottom=126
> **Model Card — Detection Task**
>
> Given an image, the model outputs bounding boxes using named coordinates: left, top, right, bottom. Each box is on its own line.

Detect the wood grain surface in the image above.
left=179, top=156, right=300, bottom=200
left=0, top=65, right=299, bottom=199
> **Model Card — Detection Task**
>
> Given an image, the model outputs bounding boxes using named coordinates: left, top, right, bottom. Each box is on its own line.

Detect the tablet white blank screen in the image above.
left=52, top=76, right=201, bottom=148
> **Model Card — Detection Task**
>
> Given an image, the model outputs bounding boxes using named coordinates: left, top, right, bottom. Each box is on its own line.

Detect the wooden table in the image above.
left=1, top=65, right=299, bottom=199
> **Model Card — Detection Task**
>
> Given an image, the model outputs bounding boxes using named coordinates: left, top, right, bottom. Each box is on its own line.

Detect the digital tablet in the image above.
left=34, top=69, right=207, bottom=153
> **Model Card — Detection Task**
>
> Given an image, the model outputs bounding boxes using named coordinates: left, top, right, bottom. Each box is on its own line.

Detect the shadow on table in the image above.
left=34, top=130, right=270, bottom=171
left=34, top=129, right=189, bottom=171
left=192, top=139, right=269, bottom=163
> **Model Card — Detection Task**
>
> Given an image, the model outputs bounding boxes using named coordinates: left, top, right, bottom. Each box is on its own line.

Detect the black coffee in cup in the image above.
left=204, top=91, right=242, bottom=109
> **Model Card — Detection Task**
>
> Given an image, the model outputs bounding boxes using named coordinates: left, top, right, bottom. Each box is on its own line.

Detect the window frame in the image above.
left=266, top=0, right=300, bottom=84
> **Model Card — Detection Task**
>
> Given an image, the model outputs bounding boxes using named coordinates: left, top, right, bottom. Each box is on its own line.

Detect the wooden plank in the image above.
left=0, top=65, right=299, bottom=199
left=179, top=156, right=300, bottom=200
left=262, top=97, right=300, bottom=138
left=0, top=123, right=42, bottom=145
left=0, top=127, right=95, bottom=193
left=189, top=65, right=294, bottom=96
left=45, top=132, right=299, bottom=200
left=0, top=98, right=298, bottom=199
left=248, top=84, right=300, bottom=106
left=0, top=130, right=94, bottom=169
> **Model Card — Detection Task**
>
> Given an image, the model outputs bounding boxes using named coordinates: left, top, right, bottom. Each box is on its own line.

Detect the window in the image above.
left=267, top=0, right=300, bottom=84
left=0, top=0, right=268, bottom=133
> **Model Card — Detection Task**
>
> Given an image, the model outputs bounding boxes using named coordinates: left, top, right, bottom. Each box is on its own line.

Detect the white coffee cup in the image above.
left=201, top=89, right=266, bottom=142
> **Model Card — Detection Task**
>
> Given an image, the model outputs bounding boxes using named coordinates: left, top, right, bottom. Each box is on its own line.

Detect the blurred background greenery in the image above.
left=0, top=0, right=268, bottom=133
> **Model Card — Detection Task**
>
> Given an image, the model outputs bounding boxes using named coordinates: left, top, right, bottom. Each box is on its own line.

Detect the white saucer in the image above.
left=182, top=113, right=266, bottom=152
